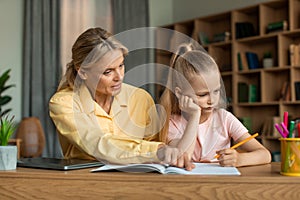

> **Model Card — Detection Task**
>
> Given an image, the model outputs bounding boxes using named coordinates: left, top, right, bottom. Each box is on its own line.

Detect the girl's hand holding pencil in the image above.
left=214, top=133, right=259, bottom=159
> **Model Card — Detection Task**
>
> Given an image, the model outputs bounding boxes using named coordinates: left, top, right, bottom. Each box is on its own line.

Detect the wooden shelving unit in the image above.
left=155, top=0, right=300, bottom=160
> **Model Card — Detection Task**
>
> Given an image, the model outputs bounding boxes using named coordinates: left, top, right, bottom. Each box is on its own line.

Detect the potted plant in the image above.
left=0, top=115, right=17, bottom=170
left=263, top=51, right=273, bottom=68
left=0, top=69, right=18, bottom=170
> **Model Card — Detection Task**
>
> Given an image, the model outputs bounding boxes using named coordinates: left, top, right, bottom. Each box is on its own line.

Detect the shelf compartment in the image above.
left=232, top=5, right=259, bottom=40
left=209, top=43, right=232, bottom=72
left=289, top=0, right=300, bottom=30
left=193, top=11, right=231, bottom=46
left=235, top=35, right=278, bottom=70
left=260, top=0, right=289, bottom=35
left=279, top=30, right=300, bottom=66
left=261, top=68, right=290, bottom=102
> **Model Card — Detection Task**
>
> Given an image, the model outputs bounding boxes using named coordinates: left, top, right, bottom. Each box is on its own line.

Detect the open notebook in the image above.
left=91, top=162, right=241, bottom=175
left=17, top=157, right=104, bottom=170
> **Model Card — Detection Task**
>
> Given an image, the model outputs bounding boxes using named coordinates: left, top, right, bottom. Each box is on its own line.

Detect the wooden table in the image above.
left=0, top=162, right=300, bottom=199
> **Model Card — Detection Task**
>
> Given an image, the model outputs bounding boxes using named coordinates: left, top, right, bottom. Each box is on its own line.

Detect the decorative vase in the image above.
left=0, top=146, right=17, bottom=170
left=16, top=117, right=45, bottom=157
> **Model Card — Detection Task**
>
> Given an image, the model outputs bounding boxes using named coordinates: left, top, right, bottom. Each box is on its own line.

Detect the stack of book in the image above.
left=212, top=31, right=230, bottom=43
left=237, top=52, right=260, bottom=71
left=235, top=22, right=256, bottom=39
left=266, top=20, right=288, bottom=33
left=238, top=82, right=258, bottom=103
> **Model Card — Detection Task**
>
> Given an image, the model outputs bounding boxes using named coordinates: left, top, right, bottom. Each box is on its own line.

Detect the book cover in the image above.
left=241, top=52, right=249, bottom=71
left=248, top=84, right=257, bottom=102
left=238, top=82, right=248, bottom=102
left=237, top=52, right=249, bottom=71
left=235, top=22, right=255, bottom=39
left=91, top=162, right=241, bottom=175
left=279, top=81, right=291, bottom=101
left=245, top=52, right=260, bottom=69
left=237, top=52, right=243, bottom=71
left=266, top=20, right=288, bottom=33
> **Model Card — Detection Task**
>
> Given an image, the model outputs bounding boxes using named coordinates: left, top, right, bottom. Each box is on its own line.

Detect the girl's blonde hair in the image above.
left=159, top=43, right=227, bottom=143
left=58, top=27, right=128, bottom=91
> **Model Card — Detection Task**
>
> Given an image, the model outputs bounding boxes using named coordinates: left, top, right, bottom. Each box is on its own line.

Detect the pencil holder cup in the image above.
left=279, top=138, right=300, bottom=176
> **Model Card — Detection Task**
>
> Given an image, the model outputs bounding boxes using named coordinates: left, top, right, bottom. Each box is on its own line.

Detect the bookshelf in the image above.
left=155, top=0, right=300, bottom=161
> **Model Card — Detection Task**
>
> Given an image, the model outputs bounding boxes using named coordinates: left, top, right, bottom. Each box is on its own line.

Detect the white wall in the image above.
left=0, top=0, right=23, bottom=122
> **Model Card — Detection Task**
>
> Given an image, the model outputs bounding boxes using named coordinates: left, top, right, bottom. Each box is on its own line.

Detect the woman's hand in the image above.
left=157, top=145, right=195, bottom=171
left=215, top=149, right=239, bottom=167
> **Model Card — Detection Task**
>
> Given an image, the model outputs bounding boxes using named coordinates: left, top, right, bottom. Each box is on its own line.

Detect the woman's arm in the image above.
left=49, top=90, right=163, bottom=165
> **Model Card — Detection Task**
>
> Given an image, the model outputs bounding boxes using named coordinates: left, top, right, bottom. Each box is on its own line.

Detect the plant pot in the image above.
left=0, top=145, right=17, bottom=170
left=263, top=58, right=273, bottom=68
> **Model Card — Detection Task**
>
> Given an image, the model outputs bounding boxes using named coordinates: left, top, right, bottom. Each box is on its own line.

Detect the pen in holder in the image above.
left=279, top=138, right=300, bottom=176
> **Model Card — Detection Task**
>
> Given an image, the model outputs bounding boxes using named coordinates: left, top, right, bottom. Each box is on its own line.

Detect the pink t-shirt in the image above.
left=168, top=109, right=248, bottom=161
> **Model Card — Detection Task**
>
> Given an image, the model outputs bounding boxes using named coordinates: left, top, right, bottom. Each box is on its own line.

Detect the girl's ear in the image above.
left=174, top=87, right=182, bottom=99
left=77, top=69, right=87, bottom=80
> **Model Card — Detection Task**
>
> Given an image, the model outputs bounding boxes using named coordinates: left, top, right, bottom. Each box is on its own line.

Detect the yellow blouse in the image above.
left=49, top=83, right=162, bottom=164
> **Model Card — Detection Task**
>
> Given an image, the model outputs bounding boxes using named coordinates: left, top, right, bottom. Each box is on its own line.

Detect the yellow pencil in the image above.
left=214, top=133, right=259, bottom=159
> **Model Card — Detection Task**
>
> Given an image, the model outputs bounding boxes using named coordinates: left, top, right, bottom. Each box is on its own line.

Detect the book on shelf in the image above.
left=248, top=84, right=258, bottom=102
left=279, top=81, right=291, bottom=101
left=212, top=31, right=230, bottom=43
left=295, top=82, right=300, bottom=101
left=289, top=44, right=300, bottom=66
left=266, top=20, right=288, bottom=33
left=238, top=82, right=249, bottom=102
left=245, top=52, right=260, bottom=69
left=238, top=82, right=258, bottom=103
left=237, top=52, right=242, bottom=71
left=91, top=162, right=241, bottom=175
left=237, top=52, right=249, bottom=71
left=235, top=22, right=255, bottom=39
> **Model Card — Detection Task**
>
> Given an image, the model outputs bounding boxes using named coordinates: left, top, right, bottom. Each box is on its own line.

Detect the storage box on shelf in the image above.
left=155, top=0, right=300, bottom=160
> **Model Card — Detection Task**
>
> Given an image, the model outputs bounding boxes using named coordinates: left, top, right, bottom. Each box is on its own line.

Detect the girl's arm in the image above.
left=216, top=132, right=272, bottom=167
left=168, top=88, right=201, bottom=159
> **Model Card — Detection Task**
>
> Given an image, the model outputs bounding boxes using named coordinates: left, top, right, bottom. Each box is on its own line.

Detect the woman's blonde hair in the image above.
left=159, top=43, right=227, bottom=143
left=58, top=27, right=128, bottom=90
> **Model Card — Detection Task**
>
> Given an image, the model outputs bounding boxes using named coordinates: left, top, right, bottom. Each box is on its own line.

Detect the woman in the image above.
left=49, top=27, right=193, bottom=169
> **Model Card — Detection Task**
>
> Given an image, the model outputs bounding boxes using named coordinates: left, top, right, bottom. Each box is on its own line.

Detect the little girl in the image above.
left=159, top=43, right=271, bottom=167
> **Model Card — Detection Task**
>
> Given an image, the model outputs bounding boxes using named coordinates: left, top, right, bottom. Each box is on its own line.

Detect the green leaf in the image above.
left=0, top=115, right=16, bottom=146
left=0, top=84, right=15, bottom=94
left=0, top=96, right=12, bottom=106
left=0, top=69, right=11, bottom=89
left=0, top=109, right=12, bottom=118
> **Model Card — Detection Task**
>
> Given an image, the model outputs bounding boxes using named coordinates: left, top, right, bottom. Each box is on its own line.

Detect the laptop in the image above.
left=17, top=157, right=104, bottom=170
